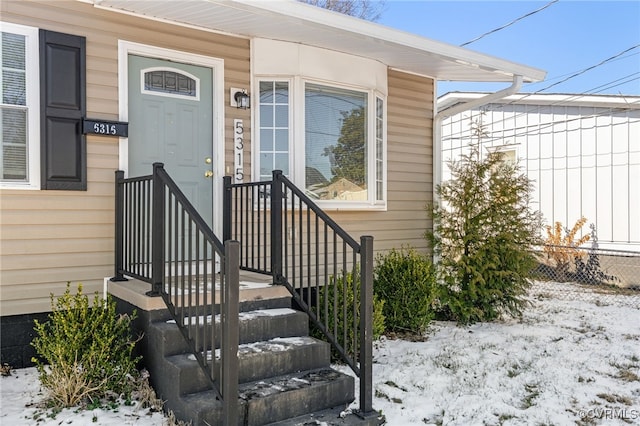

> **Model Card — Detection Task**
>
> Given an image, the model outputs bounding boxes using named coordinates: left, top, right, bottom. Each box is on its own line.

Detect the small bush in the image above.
left=543, top=217, right=590, bottom=281
left=32, top=283, right=141, bottom=408
left=313, top=268, right=385, bottom=362
left=374, top=247, right=438, bottom=335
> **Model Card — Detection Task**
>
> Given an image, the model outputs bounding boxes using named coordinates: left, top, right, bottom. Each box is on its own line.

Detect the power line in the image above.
left=442, top=109, right=640, bottom=144
left=476, top=49, right=640, bottom=132
left=525, top=51, right=640, bottom=91
left=532, top=45, right=640, bottom=94
left=591, top=75, right=640, bottom=94
left=460, top=0, right=559, bottom=47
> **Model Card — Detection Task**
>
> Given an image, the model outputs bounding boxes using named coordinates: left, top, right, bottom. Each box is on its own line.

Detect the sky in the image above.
left=377, top=1, right=640, bottom=97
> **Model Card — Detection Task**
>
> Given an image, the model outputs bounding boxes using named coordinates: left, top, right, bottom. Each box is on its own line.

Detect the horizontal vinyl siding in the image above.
left=0, top=0, right=250, bottom=315
left=327, top=69, right=434, bottom=254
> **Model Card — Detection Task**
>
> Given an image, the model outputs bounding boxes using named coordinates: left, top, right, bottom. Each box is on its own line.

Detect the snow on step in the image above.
left=187, top=336, right=318, bottom=362
left=166, top=308, right=297, bottom=325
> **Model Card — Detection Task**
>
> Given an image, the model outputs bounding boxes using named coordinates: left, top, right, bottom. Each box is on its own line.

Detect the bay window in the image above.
left=257, top=78, right=385, bottom=208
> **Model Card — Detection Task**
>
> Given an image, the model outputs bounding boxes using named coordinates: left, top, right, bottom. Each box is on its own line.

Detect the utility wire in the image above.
left=440, top=71, right=640, bottom=142
left=532, top=44, right=640, bottom=94
left=460, top=0, right=559, bottom=47
left=441, top=93, right=640, bottom=142
left=525, top=51, right=640, bottom=91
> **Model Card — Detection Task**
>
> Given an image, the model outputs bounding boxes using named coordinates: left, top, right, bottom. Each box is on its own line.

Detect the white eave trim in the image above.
left=231, top=0, right=546, bottom=81
left=85, top=0, right=546, bottom=83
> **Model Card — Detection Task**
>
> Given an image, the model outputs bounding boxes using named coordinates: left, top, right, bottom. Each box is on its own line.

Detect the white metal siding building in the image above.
left=438, top=93, right=640, bottom=250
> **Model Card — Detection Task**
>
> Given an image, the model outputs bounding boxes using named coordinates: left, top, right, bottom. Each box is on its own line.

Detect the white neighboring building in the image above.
left=438, top=93, right=640, bottom=251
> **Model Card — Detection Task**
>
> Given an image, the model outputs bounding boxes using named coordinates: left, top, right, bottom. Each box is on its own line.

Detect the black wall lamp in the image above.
left=231, top=88, right=250, bottom=109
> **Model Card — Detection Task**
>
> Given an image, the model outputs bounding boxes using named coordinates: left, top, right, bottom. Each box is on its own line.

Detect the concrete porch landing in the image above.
left=106, top=270, right=287, bottom=314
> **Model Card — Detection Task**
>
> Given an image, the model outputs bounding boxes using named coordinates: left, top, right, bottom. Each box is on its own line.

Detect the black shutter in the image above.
left=39, top=30, right=86, bottom=190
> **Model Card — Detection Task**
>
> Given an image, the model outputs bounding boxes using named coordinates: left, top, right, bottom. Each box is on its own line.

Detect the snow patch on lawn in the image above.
left=2, top=281, right=638, bottom=425
left=336, top=282, right=640, bottom=425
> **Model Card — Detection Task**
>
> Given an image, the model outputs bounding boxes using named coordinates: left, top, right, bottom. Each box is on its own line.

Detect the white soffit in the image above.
left=90, top=0, right=546, bottom=83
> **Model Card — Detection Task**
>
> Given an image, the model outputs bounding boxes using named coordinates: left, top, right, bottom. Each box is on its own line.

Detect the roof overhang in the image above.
left=87, top=0, right=546, bottom=83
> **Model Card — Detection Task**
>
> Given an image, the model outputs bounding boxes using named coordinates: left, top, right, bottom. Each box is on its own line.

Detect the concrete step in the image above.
left=268, top=407, right=385, bottom=426
left=238, top=368, right=355, bottom=426
left=164, top=336, right=331, bottom=395
left=172, top=368, right=355, bottom=426
left=148, top=307, right=309, bottom=357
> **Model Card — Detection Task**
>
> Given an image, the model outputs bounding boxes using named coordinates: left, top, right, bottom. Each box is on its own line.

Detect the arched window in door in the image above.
left=141, top=67, right=199, bottom=100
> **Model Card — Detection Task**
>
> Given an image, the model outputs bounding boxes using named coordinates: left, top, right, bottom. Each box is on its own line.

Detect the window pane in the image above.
left=260, top=105, right=273, bottom=127
left=375, top=97, right=384, bottom=201
left=259, top=81, right=289, bottom=179
left=2, top=69, right=26, bottom=105
left=275, top=129, right=288, bottom=151
left=260, top=129, right=273, bottom=151
left=143, top=70, right=196, bottom=97
left=2, top=32, right=26, bottom=70
left=275, top=105, right=288, bottom=127
left=275, top=153, right=289, bottom=175
left=260, top=81, right=274, bottom=103
left=2, top=32, right=27, bottom=106
left=1, top=107, right=27, bottom=180
left=305, top=83, right=367, bottom=201
left=260, top=153, right=273, bottom=177
left=275, top=82, right=288, bottom=103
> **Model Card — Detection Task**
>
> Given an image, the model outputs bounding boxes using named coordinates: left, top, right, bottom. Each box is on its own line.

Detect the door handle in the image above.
left=204, top=170, right=213, bottom=178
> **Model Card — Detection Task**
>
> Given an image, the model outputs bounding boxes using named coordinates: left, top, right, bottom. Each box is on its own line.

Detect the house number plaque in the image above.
left=234, top=119, right=244, bottom=183
left=82, top=119, right=128, bottom=137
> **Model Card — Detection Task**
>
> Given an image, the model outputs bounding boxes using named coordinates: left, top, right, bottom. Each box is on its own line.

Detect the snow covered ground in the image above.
left=338, top=281, right=640, bottom=425
left=1, top=281, right=639, bottom=425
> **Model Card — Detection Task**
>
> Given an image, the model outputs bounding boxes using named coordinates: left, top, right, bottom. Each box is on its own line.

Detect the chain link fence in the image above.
left=531, top=245, right=640, bottom=309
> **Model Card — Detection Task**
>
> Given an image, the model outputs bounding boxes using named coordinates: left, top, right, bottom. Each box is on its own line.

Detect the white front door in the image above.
left=128, top=54, right=215, bottom=226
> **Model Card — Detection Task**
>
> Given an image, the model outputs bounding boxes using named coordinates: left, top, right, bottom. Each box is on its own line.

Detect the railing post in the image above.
left=358, top=235, right=375, bottom=419
left=222, top=240, right=240, bottom=426
left=271, top=170, right=283, bottom=284
left=111, top=170, right=128, bottom=282
left=222, top=176, right=232, bottom=243
left=148, top=163, right=165, bottom=297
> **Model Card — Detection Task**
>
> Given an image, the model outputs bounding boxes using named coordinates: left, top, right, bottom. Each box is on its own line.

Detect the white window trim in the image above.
left=0, top=22, right=40, bottom=190
left=254, top=77, right=294, bottom=181
left=254, top=76, right=387, bottom=210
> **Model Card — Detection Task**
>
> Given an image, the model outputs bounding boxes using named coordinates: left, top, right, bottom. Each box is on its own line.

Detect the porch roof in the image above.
left=88, top=0, right=546, bottom=83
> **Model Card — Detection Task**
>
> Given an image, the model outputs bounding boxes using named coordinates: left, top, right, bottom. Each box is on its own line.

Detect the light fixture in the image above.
left=231, top=88, right=250, bottom=109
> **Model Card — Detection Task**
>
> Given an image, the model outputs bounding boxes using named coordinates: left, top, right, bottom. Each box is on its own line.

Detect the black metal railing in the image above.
left=112, top=163, right=239, bottom=425
left=224, top=170, right=375, bottom=418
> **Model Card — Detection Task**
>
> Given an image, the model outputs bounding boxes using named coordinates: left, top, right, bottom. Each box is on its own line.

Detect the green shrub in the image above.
left=32, top=283, right=141, bottom=407
left=313, top=268, right=385, bottom=362
left=374, top=247, right=438, bottom=335
left=427, top=145, right=543, bottom=324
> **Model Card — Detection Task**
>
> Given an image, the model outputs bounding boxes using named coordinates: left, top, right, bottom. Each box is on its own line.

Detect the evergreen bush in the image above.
left=373, top=247, right=438, bottom=335
left=427, top=146, right=543, bottom=324
left=32, top=283, right=141, bottom=408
